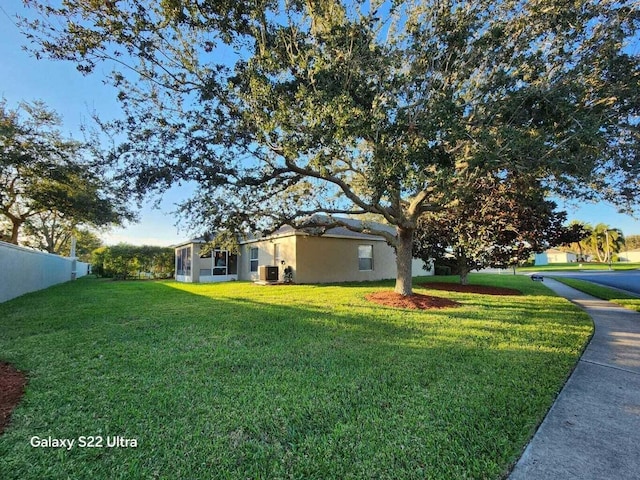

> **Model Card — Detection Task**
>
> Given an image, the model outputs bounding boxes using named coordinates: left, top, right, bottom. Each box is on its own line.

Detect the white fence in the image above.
left=0, top=240, right=90, bottom=303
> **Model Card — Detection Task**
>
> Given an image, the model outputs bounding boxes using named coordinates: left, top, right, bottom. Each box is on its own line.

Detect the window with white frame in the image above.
left=358, top=245, right=373, bottom=271
left=250, top=247, right=259, bottom=272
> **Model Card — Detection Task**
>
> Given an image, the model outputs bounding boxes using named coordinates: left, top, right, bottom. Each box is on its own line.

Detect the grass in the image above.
left=518, top=262, right=640, bottom=272
left=551, top=277, right=640, bottom=313
left=0, top=274, right=592, bottom=479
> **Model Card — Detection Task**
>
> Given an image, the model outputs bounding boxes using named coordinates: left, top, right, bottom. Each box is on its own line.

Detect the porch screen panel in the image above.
left=228, top=254, right=238, bottom=274
left=177, top=247, right=193, bottom=275
left=184, top=248, right=191, bottom=275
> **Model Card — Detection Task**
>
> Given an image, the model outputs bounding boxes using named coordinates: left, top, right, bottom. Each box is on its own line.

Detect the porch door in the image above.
left=228, top=253, right=238, bottom=274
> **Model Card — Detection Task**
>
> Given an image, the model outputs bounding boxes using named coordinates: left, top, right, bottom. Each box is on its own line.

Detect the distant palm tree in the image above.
left=567, top=220, right=592, bottom=261
left=589, top=223, right=625, bottom=262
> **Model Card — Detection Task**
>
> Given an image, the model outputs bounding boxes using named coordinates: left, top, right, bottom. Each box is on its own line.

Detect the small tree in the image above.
left=414, top=173, right=566, bottom=285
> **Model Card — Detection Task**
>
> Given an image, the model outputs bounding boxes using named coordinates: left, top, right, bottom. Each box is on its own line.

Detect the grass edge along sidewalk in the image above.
left=551, top=276, right=640, bottom=313
left=0, top=275, right=591, bottom=479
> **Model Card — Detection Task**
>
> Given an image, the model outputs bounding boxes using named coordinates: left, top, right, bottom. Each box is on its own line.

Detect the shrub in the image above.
left=91, top=244, right=175, bottom=279
left=434, top=265, right=452, bottom=276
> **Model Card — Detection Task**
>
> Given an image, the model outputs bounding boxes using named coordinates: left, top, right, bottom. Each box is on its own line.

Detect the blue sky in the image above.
left=1, top=1, right=639, bottom=246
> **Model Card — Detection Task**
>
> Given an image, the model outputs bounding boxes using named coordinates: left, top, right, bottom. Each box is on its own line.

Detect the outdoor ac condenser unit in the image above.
left=259, top=265, right=279, bottom=282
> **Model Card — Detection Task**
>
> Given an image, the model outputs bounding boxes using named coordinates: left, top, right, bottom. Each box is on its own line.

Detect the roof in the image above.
left=174, top=216, right=396, bottom=248
left=241, top=217, right=394, bottom=244
left=171, top=237, right=207, bottom=248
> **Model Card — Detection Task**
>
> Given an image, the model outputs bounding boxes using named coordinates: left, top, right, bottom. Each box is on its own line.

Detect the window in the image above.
left=358, top=245, right=373, bottom=271
left=250, top=247, right=259, bottom=272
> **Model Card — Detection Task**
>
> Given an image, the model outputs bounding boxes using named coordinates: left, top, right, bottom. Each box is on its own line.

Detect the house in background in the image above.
left=534, top=249, right=578, bottom=266
left=618, top=249, right=640, bottom=263
left=174, top=220, right=433, bottom=284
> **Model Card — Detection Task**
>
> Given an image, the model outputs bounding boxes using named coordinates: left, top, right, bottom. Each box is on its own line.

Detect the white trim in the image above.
left=199, top=275, right=238, bottom=283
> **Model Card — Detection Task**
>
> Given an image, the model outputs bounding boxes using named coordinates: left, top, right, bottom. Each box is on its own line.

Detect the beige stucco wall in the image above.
left=238, top=235, right=298, bottom=281
left=293, top=235, right=394, bottom=283
left=237, top=234, right=433, bottom=284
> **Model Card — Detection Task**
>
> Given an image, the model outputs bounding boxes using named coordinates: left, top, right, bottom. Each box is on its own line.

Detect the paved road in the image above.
left=509, top=278, right=640, bottom=480
left=539, top=270, right=640, bottom=296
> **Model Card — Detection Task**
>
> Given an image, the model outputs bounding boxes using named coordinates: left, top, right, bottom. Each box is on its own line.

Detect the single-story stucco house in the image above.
left=174, top=220, right=433, bottom=284
left=534, top=249, right=578, bottom=266
left=618, top=249, right=640, bottom=263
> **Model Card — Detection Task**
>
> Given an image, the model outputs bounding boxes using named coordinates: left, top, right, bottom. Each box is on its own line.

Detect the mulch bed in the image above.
left=366, top=291, right=460, bottom=310
left=420, top=282, right=522, bottom=296
left=0, top=363, right=27, bottom=435
left=366, top=282, right=522, bottom=310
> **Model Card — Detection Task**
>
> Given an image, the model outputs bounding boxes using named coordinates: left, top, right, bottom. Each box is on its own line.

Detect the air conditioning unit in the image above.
left=259, top=265, right=279, bottom=282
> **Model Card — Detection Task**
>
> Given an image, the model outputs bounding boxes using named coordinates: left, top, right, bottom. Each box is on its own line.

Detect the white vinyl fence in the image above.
left=0, top=241, right=90, bottom=303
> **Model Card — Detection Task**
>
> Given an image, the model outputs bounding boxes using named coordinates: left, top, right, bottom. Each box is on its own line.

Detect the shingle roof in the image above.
left=240, top=216, right=394, bottom=243
left=174, top=216, right=395, bottom=247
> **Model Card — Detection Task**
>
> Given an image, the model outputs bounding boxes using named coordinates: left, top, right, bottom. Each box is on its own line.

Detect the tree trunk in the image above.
left=394, top=226, right=414, bottom=296
left=9, top=219, right=21, bottom=244
left=458, top=251, right=469, bottom=285
left=459, top=269, right=470, bottom=285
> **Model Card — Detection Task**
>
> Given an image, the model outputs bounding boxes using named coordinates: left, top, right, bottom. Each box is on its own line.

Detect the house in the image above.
left=174, top=220, right=433, bottom=284
left=618, top=249, right=640, bottom=263
left=534, top=249, right=578, bottom=266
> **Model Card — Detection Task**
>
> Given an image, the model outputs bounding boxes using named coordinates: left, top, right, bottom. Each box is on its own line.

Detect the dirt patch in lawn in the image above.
left=0, top=363, right=27, bottom=435
left=420, top=282, right=522, bottom=296
left=366, top=291, right=460, bottom=310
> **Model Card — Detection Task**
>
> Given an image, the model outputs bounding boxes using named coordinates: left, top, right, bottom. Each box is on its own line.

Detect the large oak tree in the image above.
left=19, top=0, right=640, bottom=294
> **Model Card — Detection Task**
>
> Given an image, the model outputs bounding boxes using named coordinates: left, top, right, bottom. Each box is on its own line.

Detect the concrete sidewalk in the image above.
left=509, top=278, right=640, bottom=479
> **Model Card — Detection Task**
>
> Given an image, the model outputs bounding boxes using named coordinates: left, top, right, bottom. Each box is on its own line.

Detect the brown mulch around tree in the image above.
left=366, top=291, right=460, bottom=310
left=0, top=363, right=27, bottom=435
left=420, top=282, right=522, bottom=296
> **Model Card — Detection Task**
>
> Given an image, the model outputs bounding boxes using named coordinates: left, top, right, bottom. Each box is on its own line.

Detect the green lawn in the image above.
left=518, top=262, right=640, bottom=272
left=551, top=277, right=640, bottom=312
left=0, top=275, right=592, bottom=479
